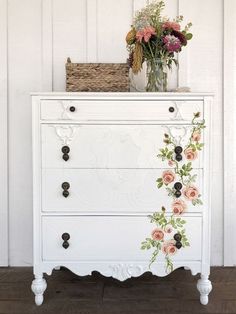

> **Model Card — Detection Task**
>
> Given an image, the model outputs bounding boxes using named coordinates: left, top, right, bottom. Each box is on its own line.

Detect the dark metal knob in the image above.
left=61, top=146, right=70, bottom=161
left=174, top=146, right=183, bottom=154
left=174, top=233, right=182, bottom=242
left=175, top=154, right=183, bottom=162
left=62, top=182, right=70, bottom=197
left=62, top=146, right=70, bottom=154
left=174, top=190, right=182, bottom=198
left=63, top=154, right=69, bottom=161
left=174, top=182, right=182, bottom=191
left=69, top=106, right=76, bottom=112
left=62, top=182, right=70, bottom=190
left=63, top=190, right=69, bottom=198
left=169, top=107, right=175, bottom=113
left=175, top=241, right=182, bottom=249
left=62, top=233, right=70, bottom=249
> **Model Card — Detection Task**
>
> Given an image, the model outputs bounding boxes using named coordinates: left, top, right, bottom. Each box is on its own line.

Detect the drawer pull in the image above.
left=174, top=182, right=182, bottom=191
left=175, top=241, right=182, bottom=249
left=62, top=182, right=70, bottom=198
left=174, top=146, right=183, bottom=154
left=174, top=146, right=183, bottom=162
left=61, top=146, right=70, bottom=162
left=174, top=190, right=182, bottom=198
left=175, top=154, right=182, bottom=162
left=62, top=233, right=70, bottom=249
left=69, top=106, right=76, bottom=112
left=174, top=233, right=182, bottom=242
left=169, top=106, right=175, bottom=113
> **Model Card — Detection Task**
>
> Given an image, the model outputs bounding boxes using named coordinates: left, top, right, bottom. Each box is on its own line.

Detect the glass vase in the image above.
left=146, top=58, right=168, bottom=92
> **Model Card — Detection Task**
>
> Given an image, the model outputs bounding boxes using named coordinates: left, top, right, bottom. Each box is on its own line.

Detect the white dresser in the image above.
left=31, top=92, right=213, bottom=306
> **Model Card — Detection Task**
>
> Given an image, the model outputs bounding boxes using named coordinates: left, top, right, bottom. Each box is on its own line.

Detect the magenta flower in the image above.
left=163, top=35, right=181, bottom=52
left=136, top=26, right=156, bottom=43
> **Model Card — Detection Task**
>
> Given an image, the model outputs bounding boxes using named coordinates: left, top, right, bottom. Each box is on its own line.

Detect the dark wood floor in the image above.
left=0, top=267, right=235, bottom=314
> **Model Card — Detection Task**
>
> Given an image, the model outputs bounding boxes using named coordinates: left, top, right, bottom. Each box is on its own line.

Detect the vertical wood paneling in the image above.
left=223, top=0, right=236, bottom=266
left=97, top=0, right=133, bottom=62
left=177, top=0, right=224, bottom=266
left=0, top=0, right=9, bottom=266
left=133, top=0, right=147, bottom=12
left=52, top=0, right=87, bottom=91
left=8, top=0, right=42, bottom=266
left=42, top=0, right=53, bottom=91
left=86, top=0, right=98, bottom=62
left=178, top=0, right=189, bottom=87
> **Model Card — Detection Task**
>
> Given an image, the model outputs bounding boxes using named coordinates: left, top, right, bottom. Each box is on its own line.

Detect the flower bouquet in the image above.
left=126, top=0, right=193, bottom=92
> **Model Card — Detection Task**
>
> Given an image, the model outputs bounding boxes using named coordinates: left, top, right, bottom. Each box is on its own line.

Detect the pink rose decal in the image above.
left=162, top=21, right=181, bottom=32
left=183, top=185, right=199, bottom=201
left=162, top=170, right=175, bottom=185
left=162, top=240, right=177, bottom=256
left=164, top=225, right=173, bottom=234
left=172, top=199, right=187, bottom=215
left=192, top=130, right=201, bottom=142
left=151, top=228, right=164, bottom=241
left=184, top=147, right=198, bottom=161
left=168, top=160, right=175, bottom=167
left=136, top=26, right=156, bottom=43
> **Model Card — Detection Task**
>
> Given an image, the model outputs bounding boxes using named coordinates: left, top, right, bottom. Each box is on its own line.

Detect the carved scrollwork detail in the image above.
left=169, top=102, right=184, bottom=120
left=169, top=102, right=201, bottom=121
left=52, top=125, right=79, bottom=145
left=163, top=125, right=190, bottom=146
left=59, top=101, right=75, bottom=120
left=107, top=264, right=144, bottom=281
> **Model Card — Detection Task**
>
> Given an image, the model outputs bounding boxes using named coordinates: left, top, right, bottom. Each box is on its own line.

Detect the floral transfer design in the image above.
left=141, top=112, right=205, bottom=273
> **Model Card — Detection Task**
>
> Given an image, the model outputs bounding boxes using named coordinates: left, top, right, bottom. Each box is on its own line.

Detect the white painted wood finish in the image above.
left=42, top=216, right=202, bottom=261
left=32, top=92, right=212, bottom=305
left=41, top=124, right=202, bottom=169
left=0, top=0, right=227, bottom=268
left=42, top=169, right=203, bottom=214
left=0, top=0, right=9, bottom=266
left=223, top=0, right=236, bottom=266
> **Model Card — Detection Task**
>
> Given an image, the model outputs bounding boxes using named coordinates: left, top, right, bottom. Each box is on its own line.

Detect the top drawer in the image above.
left=40, top=100, right=203, bottom=122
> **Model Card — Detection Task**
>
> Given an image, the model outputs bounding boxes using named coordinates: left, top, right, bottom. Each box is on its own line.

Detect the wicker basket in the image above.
left=66, top=58, right=130, bottom=92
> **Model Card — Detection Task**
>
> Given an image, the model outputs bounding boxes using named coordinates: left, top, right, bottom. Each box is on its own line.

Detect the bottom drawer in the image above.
left=42, top=216, right=202, bottom=262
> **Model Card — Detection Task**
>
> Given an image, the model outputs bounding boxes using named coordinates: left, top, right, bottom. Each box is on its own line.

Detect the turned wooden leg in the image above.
left=197, top=274, right=212, bottom=305
left=31, top=274, right=47, bottom=306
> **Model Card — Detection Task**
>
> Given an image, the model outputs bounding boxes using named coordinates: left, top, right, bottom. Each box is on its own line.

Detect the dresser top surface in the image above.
left=31, top=92, right=214, bottom=99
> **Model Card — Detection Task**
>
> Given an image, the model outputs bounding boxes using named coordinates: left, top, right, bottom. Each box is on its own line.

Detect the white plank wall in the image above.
left=0, top=0, right=229, bottom=266
left=224, top=0, right=236, bottom=266
left=0, top=0, right=9, bottom=266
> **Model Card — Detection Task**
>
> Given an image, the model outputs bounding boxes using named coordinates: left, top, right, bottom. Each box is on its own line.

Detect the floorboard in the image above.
left=0, top=267, right=235, bottom=314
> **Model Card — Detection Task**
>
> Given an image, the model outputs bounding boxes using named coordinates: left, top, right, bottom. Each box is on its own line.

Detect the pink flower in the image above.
left=172, top=199, right=187, bottom=215
left=136, top=26, right=156, bottom=43
left=184, top=147, right=198, bottom=161
left=183, top=185, right=199, bottom=201
left=162, top=21, right=181, bottom=32
left=164, top=225, right=173, bottom=234
left=163, top=35, right=181, bottom=52
left=162, top=240, right=177, bottom=256
left=151, top=228, right=165, bottom=241
left=162, top=170, right=175, bottom=185
left=192, top=131, right=201, bottom=142
left=168, top=160, right=175, bottom=167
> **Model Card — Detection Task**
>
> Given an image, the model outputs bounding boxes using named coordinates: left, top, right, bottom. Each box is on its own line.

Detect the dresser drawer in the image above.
left=41, top=124, right=203, bottom=169
left=42, top=216, right=202, bottom=262
left=40, top=100, right=203, bottom=122
left=42, top=169, right=203, bottom=214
